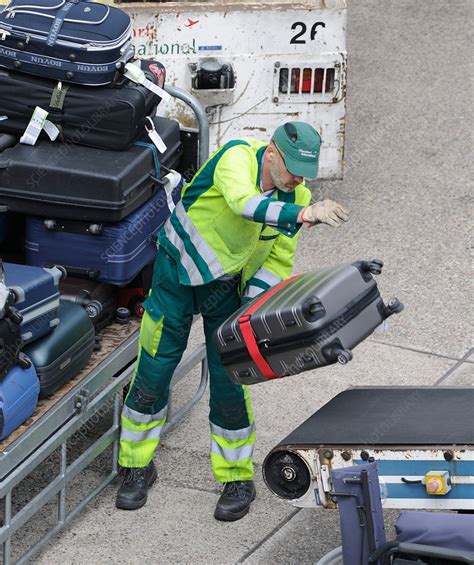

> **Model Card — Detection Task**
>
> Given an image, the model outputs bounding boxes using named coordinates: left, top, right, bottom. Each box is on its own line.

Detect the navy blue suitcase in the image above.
left=0, top=363, right=40, bottom=440
left=25, top=173, right=183, bottom=286
left=3, top=262, right=64, bottom=343
left=0, top=0, right=133, bottom=85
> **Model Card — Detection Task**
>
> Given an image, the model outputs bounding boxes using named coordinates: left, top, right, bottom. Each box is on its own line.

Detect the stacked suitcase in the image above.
left=0, top=0, right=185, bottom=440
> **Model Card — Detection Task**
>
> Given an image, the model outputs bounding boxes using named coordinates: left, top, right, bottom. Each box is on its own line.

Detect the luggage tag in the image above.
left=162, top=170, right=182, bottom=214
left=124, top=62, right=171, bottom=103
left=20, top=107, right=60, bottom=146
left=0, top=116, right=7, bottom=121
left=145, top=117, right=168, bottom=154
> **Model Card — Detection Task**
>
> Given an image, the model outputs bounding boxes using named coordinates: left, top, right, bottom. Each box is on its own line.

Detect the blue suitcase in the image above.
left=25, top=173, right=183, bottom=286
left=0, top=0, right=133, bottom=85
left=3, top=263, right=64, bottom=343
left=0, top=363, right=40, bottom=440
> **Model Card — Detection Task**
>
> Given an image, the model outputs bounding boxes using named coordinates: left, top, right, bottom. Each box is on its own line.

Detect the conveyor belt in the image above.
left=277, top=387, right=474, bottom=447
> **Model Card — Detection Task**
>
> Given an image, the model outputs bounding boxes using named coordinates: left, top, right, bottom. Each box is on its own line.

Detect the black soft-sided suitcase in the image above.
left=215, top=260, right=403, bottom=385
left=0, top=61, right=166, bottom=150
left=0, top=117, right=182, bottom=222
left=0, top=0, right=133, bottom=86
left=24, top=300, right=95, bottom=397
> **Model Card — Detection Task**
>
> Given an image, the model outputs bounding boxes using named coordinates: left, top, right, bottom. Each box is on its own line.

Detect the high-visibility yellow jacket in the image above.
left=158, top=137, right=311, bottom=295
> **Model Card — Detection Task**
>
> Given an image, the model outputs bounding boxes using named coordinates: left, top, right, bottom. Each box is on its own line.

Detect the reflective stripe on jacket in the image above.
left=158, top=137, right=311, bottom=286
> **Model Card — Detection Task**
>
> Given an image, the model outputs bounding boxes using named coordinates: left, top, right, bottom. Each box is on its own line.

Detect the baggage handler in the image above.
left=116, top=121, right=349, bottom=520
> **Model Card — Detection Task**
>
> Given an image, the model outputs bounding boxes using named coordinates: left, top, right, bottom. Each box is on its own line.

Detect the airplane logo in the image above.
left=185, top=18, right=200, bottom=28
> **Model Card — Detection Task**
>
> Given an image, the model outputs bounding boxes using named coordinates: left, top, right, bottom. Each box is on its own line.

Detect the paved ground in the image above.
left=16, top=0, right=474, bottom=563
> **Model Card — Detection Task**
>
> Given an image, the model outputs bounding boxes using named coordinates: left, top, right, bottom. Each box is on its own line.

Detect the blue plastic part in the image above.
left=332, top=462, right=387, bottom=565
left=0, top=364, right=40, bottom=440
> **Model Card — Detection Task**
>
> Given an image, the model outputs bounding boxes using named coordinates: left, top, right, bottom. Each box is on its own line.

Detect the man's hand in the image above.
left=298, top=199, right=349, bottom=227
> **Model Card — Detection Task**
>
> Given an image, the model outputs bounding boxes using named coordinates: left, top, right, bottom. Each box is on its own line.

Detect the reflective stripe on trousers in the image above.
left=119, top=403, right=168, bottom=469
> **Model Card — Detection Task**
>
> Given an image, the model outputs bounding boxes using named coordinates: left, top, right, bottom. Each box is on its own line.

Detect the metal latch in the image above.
left=74, top=389, right=90, bottom=414
left=320, top=464, right=332, bottom=493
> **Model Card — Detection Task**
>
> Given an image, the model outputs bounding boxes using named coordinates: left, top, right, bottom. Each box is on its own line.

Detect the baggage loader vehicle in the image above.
left=263, top=387, right=474, bottom=511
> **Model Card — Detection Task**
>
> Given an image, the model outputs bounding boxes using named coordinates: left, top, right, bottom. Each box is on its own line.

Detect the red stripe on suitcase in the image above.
left=238, top=275, right=300, bottom=380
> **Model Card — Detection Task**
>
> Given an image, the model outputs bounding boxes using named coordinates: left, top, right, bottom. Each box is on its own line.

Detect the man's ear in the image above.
left=266, top=144, right=276, bottom=164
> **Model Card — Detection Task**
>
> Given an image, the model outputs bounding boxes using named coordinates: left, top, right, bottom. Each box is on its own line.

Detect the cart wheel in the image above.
left=337, top=349, right=353, bottom=365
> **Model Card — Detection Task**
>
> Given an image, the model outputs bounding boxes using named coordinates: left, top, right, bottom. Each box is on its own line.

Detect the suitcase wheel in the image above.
left=360, top=259, right=384, bottom=275
left=387, top=297, right=404, bottom=314
left=115, top=307, right=131, bottom=325
left=85, top=300, right=103, bottom=320
left=336, top=349, right=353, bottom=365
left=18, top=352, right=32, bottom=369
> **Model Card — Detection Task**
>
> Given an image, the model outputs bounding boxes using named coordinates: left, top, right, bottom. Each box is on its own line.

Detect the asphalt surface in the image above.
left=9, top=1, right=473, bottom=563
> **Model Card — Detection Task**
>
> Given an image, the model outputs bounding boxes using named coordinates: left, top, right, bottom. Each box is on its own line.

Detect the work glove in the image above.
left=299, top=199, right=349, bottom=227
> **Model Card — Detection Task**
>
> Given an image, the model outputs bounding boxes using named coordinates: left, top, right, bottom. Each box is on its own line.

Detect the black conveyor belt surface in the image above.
left=277, top=387, right=474, bottom=447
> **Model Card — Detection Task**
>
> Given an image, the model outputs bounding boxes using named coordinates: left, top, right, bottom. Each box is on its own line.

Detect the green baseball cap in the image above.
left=273, top=121, right=321, bottom=179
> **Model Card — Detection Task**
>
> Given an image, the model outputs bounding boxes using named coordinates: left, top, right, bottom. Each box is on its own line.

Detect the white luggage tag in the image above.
left=145, top=117, right=167, bottom=154
left=124, top=62, right=171, bottom=103
left=0, top=116, right=7, bottom=121
left=162, top=170, right=182, bottom=214
left=20, top=106, right=60, bottom=146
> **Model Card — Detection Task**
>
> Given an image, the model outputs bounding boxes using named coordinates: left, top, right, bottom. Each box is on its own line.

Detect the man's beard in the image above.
left=269, top=163, right=293, bottom=193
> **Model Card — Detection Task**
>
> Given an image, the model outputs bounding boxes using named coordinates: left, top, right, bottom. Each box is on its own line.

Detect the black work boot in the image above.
left=115, top=462, right=157, bottom=510
left=214, top=480, right=256, bottom=521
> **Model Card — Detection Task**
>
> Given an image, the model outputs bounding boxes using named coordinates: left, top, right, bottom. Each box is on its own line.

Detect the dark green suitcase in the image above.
left=24, top=300, right=95, bottom=398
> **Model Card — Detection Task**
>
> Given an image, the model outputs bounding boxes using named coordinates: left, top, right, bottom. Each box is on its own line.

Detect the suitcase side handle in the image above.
left=48, top=264, right=99, bottom=279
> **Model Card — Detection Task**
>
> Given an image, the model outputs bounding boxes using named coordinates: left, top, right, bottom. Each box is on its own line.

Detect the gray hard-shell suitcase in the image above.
left=215, top=260, right=403, bottom=385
